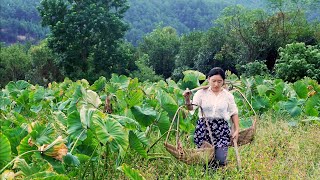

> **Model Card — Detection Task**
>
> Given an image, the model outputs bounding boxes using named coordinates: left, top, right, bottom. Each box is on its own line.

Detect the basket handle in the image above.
left=230, top=87, right=258, bottom=129
left=164, top=105, right=184, bottom=146
left=164, top=103, right=214, bottom=149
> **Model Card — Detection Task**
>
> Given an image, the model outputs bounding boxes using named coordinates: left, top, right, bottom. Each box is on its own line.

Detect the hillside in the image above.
left=0, top=0, right=48, bottom=44
left=0, top=0, right=263, bottom=45
left=0, top=0, right=319, bottom=45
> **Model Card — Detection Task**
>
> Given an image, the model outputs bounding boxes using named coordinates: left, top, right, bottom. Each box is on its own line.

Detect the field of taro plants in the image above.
left=0, top=70, right=319, bottom=179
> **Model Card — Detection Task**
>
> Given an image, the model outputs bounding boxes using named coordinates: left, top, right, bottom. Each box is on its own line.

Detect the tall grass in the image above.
left=121, top=112, right=320, bottom=179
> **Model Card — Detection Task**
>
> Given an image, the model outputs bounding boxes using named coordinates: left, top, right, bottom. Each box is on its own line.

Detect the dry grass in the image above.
left=121, top=112, right=320, bottom=179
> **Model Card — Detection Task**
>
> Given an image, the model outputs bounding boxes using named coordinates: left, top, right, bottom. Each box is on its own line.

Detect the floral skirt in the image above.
left=194, top=117, right=231, bottom=148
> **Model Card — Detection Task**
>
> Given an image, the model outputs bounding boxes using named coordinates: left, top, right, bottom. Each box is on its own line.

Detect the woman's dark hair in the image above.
left=207, top=67, right=225, bottom=80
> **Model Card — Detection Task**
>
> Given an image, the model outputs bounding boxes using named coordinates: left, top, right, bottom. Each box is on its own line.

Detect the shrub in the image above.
left=275, top=43, right=320, bottom=82
left=236, top=60, right=269, bottom=77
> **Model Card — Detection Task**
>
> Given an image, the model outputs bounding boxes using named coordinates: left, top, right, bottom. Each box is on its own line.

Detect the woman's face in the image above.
left=208, top=74, right=224, bottom=92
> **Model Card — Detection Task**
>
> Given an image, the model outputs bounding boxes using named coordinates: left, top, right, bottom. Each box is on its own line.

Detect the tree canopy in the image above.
left=38, top=0, right=132, bottom=81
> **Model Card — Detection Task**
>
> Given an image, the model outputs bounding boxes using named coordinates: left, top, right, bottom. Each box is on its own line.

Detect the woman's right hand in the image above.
left=183, top=88, right=193, bottom=110
left=183, top=88, right=192, bottom=99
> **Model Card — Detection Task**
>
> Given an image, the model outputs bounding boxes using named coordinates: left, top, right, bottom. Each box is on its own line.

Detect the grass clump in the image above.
left=121, top=113, right=320, bottom=179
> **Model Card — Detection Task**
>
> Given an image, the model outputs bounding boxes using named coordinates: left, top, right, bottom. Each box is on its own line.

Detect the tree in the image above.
left=236, top=60, right=269, bottom=77
left=172, top=31, right=204, bottom=80
left=138, top=26, right=180, bottom=78
left=26, top=40, right=63, bottom=85
left=129, top=54, right=163, bottom=82
left=0, top=44, right=31, bottom=87
left=38, top=0, right=130, bottom=80
left=275, top=43, right=320, bottom=82
left=213, top=4, right=319, bottom=73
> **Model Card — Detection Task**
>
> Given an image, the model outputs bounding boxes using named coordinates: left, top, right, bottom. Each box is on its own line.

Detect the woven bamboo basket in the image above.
left=164, top=106, right=214, bottom=165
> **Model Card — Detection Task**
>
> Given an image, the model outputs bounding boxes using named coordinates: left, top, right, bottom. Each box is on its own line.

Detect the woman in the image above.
left=183, top=67, right=239, bottom=169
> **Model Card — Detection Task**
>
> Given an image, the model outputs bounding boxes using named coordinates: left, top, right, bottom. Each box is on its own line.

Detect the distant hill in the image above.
left=124, top=0, right=233, bottom=45
left=0, top=0, right=48, bottom=44
left=1, top=0, right=318, bottom=45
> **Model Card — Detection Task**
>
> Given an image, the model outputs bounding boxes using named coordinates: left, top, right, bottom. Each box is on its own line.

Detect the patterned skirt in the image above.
left=194, top=117, right=231, bottom=148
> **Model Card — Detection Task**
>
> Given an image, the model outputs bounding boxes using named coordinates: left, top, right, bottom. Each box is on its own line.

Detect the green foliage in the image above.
left=138, top=26, right=180, bottom=78
left=118, top=163, right=146, bottom=180
left=93, top=113, right=129, bottom=154
left=124, top=0, right=229, bottom=45
left=0, top=44, right=31, bottom=87
left=0, top=70, right=319, bottom=179
left=237, top=60, right=269, bottom=77
left=26, top=40, right=63, bottom=85
left=172, top=31, right=204, bottom=80
left=180, top=70, right=206, bottom=90
left=213, top=4, right=319, bottom=74
left=129, top=54, right=163, bottom=82
left=0, top=133, right=11, bottom=167
left=128, top=131, right=147, bottom=158
left=275, top=42, right=320, bottom=82
left=38, top=0, right=131, bottom=80
left=0, top=0, right=48, bottom=44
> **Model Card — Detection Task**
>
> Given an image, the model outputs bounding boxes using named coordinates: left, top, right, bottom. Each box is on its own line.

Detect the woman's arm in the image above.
left=183, top=88, right=193, bottom=110
left=231, top=114, right=240, bottom=139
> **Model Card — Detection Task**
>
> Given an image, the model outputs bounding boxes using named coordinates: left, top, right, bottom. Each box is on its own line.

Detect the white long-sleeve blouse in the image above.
left=191, top=88, right=238, bottom=120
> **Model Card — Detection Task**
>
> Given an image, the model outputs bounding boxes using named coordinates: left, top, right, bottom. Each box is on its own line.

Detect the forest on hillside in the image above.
left=0, top=0, right=262, bottom=44
left=1, top=0, right=319, bottom=45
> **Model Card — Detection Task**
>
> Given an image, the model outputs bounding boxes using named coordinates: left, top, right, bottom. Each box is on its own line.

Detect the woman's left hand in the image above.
left=231, top=129, right=239, bottom=140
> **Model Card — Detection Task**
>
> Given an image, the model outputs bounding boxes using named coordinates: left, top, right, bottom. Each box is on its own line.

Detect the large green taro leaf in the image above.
left=283, top=97, right=305, bottom=117
left=3, top=126, right=28, bottom=155
left=126, top=89, right=144, bottom=108
left=17, top=134, right=38, bottom=162
left=0, top=133, right=11, bottom=167
left=131, top=105, right=157, bottom=127
left=109, top=114, right=140, bottom=130
left=293, top=80, right=308, bottom=99
left=67, top=111, right=87, bottom=141
left=270, top=80, right=286, bottom=103
left=80, top=107, right=95, bottom=129
left=252, top=96, right=269, bottom=112
left=90, top=76, right=107, bottom=92
left=156, top=111, right=170, bottom=135
left=29, top=87, right=45, bottom=102
left=83, top=90, right=102, bottom=109
left=129, top=131, right=147, bottom=158
left=156, top=89, right=178, bottom=118
left=110, top=74, right=130, bottom=89
left=0, top=97, right=11, bottom=111
left=305, top=94, right=319, bottom=116
left=256, top=84, right=270, bottom=96
left=5, top=80, right=31, bottom=98
left=93, top=113, right=128, bottom=154
left=63, top=152, right=80, bottom=167
left=30, top=123, right=54, bottom=146
left=180, top=70, right=206, bottom=90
